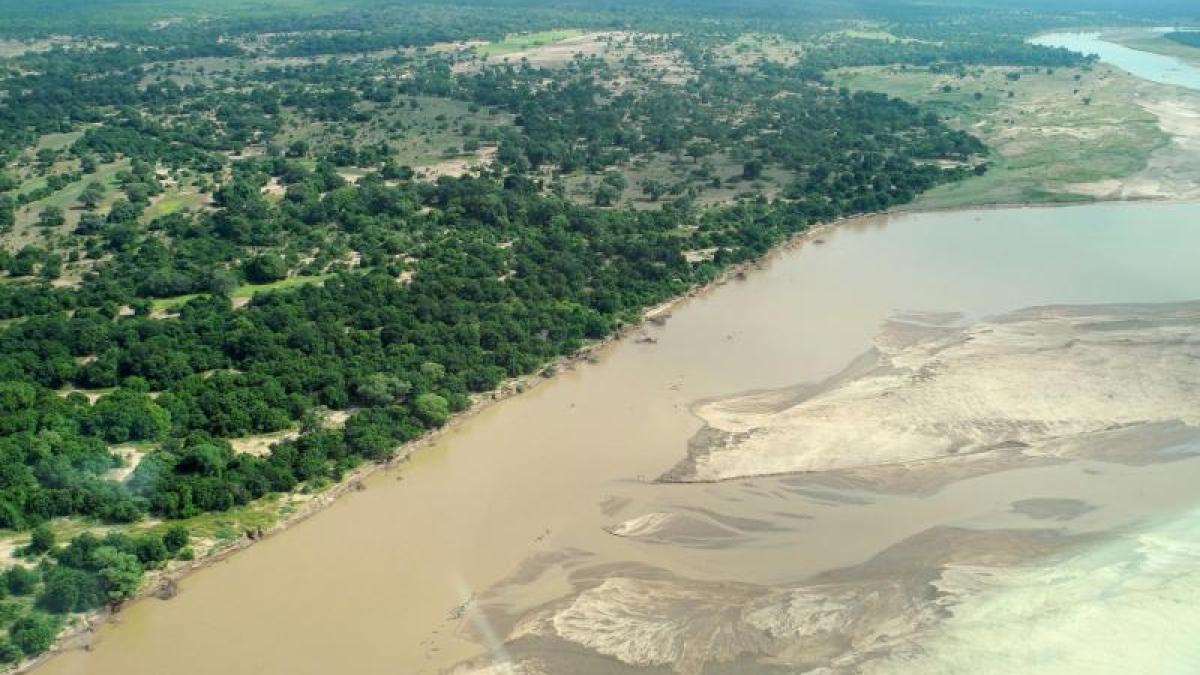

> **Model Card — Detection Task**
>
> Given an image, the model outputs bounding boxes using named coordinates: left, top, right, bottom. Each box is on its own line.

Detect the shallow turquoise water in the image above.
left=870, top=505, right=1200, bottom=674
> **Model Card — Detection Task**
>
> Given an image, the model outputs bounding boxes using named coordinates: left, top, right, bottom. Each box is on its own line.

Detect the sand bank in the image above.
left=666, top=301, right=1200, bottom=482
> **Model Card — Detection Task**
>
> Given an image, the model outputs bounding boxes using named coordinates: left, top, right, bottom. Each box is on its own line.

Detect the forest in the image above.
left=0, top=0, right=1162, bottom=663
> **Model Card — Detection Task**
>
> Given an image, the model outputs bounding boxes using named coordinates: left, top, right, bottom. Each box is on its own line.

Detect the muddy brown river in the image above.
left=36, top=202, right=1200, bottom=675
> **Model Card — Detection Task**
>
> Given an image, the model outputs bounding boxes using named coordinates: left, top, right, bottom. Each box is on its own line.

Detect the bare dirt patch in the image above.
left=229, top=429, right=299, bottom=457
left=416, top=145, right=497, bottom=180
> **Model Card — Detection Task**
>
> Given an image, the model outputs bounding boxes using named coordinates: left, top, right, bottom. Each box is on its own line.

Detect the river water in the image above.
left=34, top=201, right=1200, bottom=674
left=1033, top=31, right=1200, bottom=89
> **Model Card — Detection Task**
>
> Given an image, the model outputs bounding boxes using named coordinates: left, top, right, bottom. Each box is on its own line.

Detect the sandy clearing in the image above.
left=104, top=446, right=147, bottom=482
left=416, top=145, right=497, bottom=180
left=228, top=429, right=300, bottom=457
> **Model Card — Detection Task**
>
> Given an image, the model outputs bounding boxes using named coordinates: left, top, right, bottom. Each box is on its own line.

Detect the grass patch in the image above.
left=716, top=33, right=804, bottom=66
left=151, top=274, right=333, bottom=312
left=231, top=274, right=332, bottom=298
left=32, top=131, right=84, bottom=153
left=165, top=494, right=285, bottom=544
left=280, top=95, right=511, bottom=169
left=475, top=29, right=584, bottom=57
left=142, top=188, right=209, bottom=222
left=7, top=159, right=130, bottom=248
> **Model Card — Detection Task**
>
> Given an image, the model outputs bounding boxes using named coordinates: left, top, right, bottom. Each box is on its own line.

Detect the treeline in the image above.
left=800, top=38, right=1090, bottom=71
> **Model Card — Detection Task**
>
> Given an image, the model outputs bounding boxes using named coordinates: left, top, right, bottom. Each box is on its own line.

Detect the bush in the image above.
left=5, top=567, right=37, bottom=596
left=38, top=566, right=104, bottom=614
left=414, top=393, right=450, bottom=427
left=163, top=525, right=190, bottom=553
left=9, top=612, right=59, bottom=656
left=27, top=525, right=55, bottom=555
left=0, top=640, right=20, bottom=664
left=243, top=254, right=288, bottom=283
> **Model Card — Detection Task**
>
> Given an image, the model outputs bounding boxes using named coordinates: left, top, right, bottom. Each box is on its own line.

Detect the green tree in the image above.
left=4, top=567, right=37, bottom=596
left=641, top=178, right=668, bottom=201
left=39, top=254, right=62, bottom=281
left=80, top=181, right=105, bottom=209
left=354, top=373, right=411, bottom=406
left=163, top=525, right=190, bottom=553
left=414, top=393, right=450, bottom=427
left=208, top=269, right=240, bottom=296
left=685, top=140, right=714, bottom=164
left=0, top=639, right=20, bottom=663
left=27, top=525, right=54, bottom=555
left=38, top=206, right=65, bottom=229
left=593, top=184, right=618, bottom=207
left=38, top=567, right=103, bottom=614
left=243, top=254, right=288, bottom=283
left=88, top=390, right=171, bottom=444
left=419, top=362, right=446, bottom=382
left=601, top=171, right=628, bottom=192
left=742, top=159, right=764, bottom=180
left=92, top=546, right=143, bottom=603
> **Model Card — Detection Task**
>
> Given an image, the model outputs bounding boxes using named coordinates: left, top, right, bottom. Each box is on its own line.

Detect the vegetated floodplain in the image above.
left=835, top=63, right=1172, bottom=207
left=0, top=0, right=1188, bottom=667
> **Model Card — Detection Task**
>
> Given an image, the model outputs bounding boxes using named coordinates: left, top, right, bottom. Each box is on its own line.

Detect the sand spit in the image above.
left=665, top=301, right=1200, bottom=482
left=605, top=508, right=783, bottom=549
left=452, top=527, right=1091, bottom=675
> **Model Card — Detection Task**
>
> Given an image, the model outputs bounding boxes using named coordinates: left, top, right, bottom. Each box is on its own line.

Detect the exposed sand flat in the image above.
left=455, top=527, right=1086, bottom=675
left=667, top=302, right=1200, bottom=482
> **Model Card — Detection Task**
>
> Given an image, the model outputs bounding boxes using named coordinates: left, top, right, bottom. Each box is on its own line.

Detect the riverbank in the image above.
left=30, top=199, right=1200, bottom=675
left=25, top=194, right=1200, bottom=672
left=16, top=199, right=862, bottom=674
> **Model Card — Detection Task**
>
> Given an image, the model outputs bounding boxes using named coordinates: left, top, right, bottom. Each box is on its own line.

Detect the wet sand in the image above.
left=32, top=202, right=1200, bottom=675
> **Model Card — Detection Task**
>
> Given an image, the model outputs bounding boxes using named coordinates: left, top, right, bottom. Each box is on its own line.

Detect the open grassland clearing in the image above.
left=150, top=273, right=333, bottom=313
left=278, top=94, right=512, bottom=170
left=467, top=31, right=625, bottom=70
left=713, top=33, right=805, bottom=67
left=7, top=159, right=132, bottom=248
left=559, top=152, right=792, bottom=209
left=474, top=29, right=586, bottom=57
left=141, top=186, right=211, bottom=223
left=824, top=26, right=932, bottom=44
